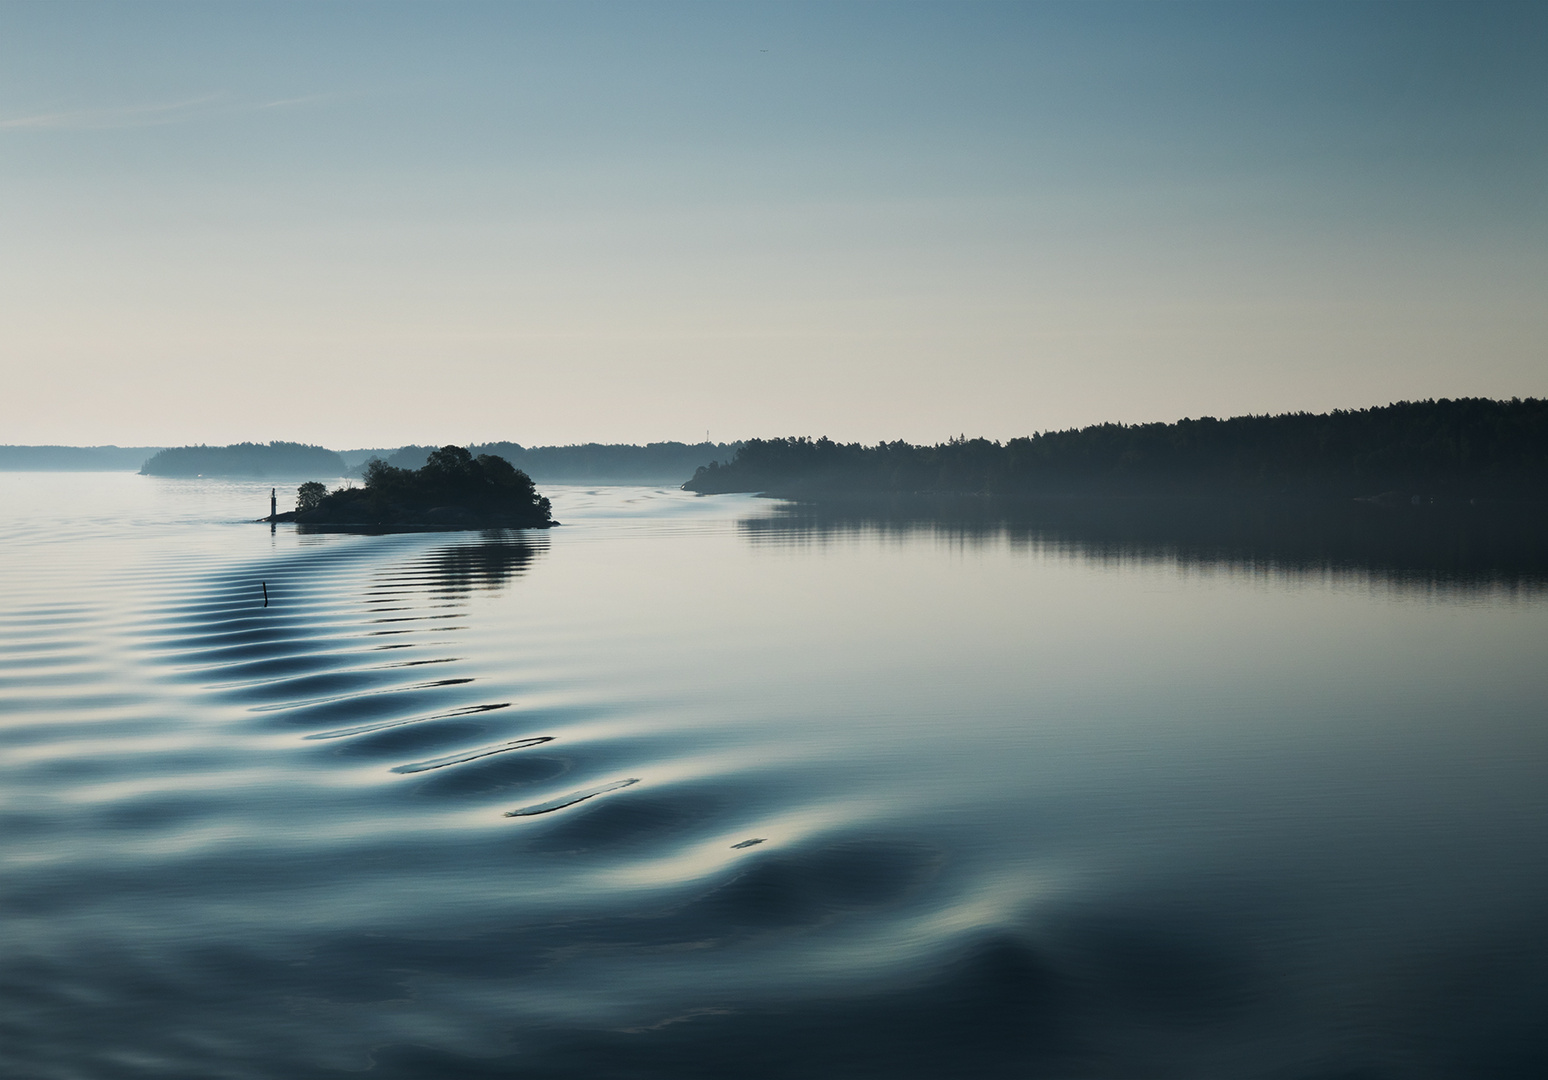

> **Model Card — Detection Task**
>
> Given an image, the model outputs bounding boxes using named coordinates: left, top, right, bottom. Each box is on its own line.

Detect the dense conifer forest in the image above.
left=684, top=399, right=1548, bottom=502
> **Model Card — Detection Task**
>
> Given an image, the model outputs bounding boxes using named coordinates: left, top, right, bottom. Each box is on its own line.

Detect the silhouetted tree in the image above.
left=296, top=481, right=327, bottom=512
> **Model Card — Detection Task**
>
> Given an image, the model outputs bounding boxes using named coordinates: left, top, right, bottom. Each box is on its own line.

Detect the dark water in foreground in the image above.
left=2, top=475, right=1546, bottom=1079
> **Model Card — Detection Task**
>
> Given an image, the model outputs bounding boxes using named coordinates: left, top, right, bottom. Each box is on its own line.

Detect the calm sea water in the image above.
left=2, top=473, right=1546, bottom=1079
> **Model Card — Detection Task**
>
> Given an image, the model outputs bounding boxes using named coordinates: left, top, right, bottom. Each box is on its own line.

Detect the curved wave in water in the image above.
left=3, top=481, right=1548, bottom=1079
left=1, top=518, right=994, bottom=1078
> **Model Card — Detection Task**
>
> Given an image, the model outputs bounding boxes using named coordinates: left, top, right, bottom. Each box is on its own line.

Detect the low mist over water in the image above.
left=2, top=474, right=1546, bottom=1078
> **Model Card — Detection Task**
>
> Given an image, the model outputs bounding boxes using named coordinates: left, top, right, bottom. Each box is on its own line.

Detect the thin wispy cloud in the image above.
left=0, top=94, right=224, bottom=131
left=1, top=90, right=348, bottom=132
left=255, top=93, right=337, bottom=111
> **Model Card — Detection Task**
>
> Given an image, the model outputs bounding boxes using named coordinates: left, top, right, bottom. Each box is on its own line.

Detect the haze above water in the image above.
left=2, top=473, right=1546, bottom=1078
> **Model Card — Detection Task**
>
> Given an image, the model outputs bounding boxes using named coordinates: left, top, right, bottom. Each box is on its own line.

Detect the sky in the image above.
left=1, top=1, right=1543, bottom=449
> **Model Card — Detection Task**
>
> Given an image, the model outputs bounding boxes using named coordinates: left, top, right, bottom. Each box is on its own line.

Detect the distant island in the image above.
left=124, top=439, right=736, bottom=483
left=142, top=442, right=347, bottom=478
left=684, top=399, right=1548, bottom=504
left=0, top=445, right=165, bottom=471
left=361, top=440, right=739, bottom=485
left=271, top=446, right=554, bottom=529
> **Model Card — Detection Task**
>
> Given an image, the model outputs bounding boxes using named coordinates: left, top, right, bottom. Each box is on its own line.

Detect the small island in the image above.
left=268, top=446, right=555, bottom=529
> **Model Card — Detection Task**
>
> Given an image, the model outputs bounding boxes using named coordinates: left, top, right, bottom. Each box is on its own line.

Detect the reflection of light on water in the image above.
left=2, top=476, right=1548, bottom=1077
left=739, top=496, right=1548, bottom=596
left=601, top=799, right=895, bottom=891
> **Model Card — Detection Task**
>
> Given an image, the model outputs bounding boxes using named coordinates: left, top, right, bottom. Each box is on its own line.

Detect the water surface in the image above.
left=2, top=474, right=1545, bottom=1078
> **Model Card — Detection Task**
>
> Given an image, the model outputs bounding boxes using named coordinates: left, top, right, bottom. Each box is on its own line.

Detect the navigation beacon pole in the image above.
left=270, top=487, right=277, bottom=521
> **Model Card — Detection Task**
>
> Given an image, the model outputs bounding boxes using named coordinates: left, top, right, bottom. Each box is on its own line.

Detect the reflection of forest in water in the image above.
left=741, top=496, right=1548, bottom=591
left=375, top=532, right=547, bottom=598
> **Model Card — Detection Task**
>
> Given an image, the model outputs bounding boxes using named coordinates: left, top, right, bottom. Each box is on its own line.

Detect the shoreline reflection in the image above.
left=739, top=495, right=1548, bottom=592
left=369, top=531, right=548, bottom=600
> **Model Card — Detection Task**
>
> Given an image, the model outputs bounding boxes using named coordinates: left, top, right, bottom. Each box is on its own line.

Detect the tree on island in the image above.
left=286, top=446, right=554, bottom=528
left=296, top=482, right=328, bottom=512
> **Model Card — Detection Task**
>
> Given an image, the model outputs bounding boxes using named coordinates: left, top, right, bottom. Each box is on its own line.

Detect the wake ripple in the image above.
left=139, top=533, right=578, bottom=816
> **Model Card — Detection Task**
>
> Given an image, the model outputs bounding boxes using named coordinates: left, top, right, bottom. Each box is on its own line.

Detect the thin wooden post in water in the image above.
left=270, top=487, right=277, bottom=521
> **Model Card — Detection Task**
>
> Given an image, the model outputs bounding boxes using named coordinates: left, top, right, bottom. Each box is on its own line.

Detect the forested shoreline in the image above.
left=22, top=399, right=1548, bottom=501
left=684, top=399, right=1548, bottom=503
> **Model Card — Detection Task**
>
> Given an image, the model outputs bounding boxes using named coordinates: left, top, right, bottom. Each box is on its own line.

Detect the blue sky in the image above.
left=1, top=1, right=1543, bottom=447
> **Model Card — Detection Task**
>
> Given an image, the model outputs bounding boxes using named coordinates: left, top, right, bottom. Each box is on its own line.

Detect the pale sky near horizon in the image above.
left=1, top=1, right=1543, bottom=449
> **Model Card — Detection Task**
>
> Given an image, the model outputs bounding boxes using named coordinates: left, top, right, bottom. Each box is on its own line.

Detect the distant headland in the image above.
left=684, top=399, right=1548, bottom=504
left=268, top=446, right=554, bottom=530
